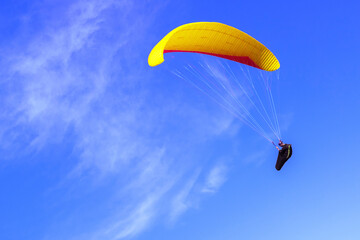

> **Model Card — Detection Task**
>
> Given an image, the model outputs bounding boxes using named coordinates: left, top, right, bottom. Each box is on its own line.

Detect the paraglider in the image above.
left=148, top=22, right=292, bottom=170
left=274, top=140, right=293, bottom=171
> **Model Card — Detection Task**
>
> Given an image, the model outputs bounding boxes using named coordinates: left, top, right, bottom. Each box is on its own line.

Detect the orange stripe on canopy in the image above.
left=164, top=50, right=261, bottom=69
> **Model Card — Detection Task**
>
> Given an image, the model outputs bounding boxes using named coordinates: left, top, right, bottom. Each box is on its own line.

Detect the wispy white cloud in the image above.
left=201, top=163, right=228, bottom=194
left=0, top=1, right=236, bottom=240
left=169, top=169, right=201, bottom=222
left=94, top=162, right=177, bottom=240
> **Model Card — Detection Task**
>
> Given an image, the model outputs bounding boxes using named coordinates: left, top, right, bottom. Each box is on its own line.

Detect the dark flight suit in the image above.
left=275, top=144, right=292, bottom=171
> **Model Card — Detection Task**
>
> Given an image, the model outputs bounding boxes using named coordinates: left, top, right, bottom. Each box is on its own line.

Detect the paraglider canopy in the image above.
left=148, top=21, right=283, bottom=145
left=148, top=22, right=280, bottom=71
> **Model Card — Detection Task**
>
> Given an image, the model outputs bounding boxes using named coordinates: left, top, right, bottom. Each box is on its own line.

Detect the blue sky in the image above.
left=0, top=0, right=360, bottom=239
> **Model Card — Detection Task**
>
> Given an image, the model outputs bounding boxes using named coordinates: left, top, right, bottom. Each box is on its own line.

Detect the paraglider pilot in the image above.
left=274, top=140, right=292, bottom=171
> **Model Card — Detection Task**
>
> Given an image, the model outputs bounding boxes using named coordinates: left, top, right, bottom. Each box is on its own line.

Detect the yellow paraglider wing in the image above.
left=148, top=22, right=280, bottom=71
